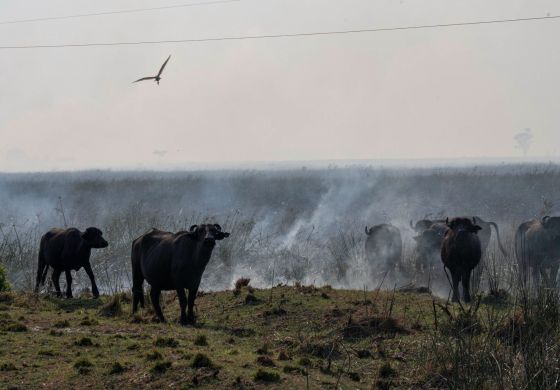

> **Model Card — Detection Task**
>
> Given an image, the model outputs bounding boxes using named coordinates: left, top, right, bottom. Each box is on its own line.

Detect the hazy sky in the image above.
left=1, top=0, right=559, bottom=171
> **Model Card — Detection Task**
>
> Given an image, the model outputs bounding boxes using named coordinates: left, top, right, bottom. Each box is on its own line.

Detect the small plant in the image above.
left=38, top=350, right=55, bottom=356
left=191, top=353, right=213, bottom=368
left=193, top=334, right=208, bottom=346
left=53, top=319, right=70, bottom=328
left=74, top=358, right=93, bottom=374
left=5, top=322, right=27, bottom=332
left=0, top=265, right=11, bottom=292
left=98, top=295, right=122, bottom=317
left=146, top=350, right=163, bottom=361
left=298, top=357, right=312, bottom=367
left=49, top=329, right=63, bottom=336
left=234, top=278, right=251, bottom=296
left=0, top=362, right=16, bottom=371
left=109, top=361, right=126, bottom=375
left=256, top=356, right=275, bottom=367
left=254, top=369, right=280, bottom=383
left=150, top=361, right=172, bottom=375
left=244, top=292, right=260, bottom=305
left=74, top=337, right=94, bottom=347
left=154, top=337, right=179, bottom=348
left=379, top=362, right=397, bottom=378
left=80, top=316, right=98, bottom=326
left=277, top=349, right=289, bottom=361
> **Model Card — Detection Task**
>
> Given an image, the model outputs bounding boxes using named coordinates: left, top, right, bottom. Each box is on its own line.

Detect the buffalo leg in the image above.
left=150, top=288, right=165, bottom=323
left=462, top=269, right=472, bottom=303
left=83, top=263, right=100, bottom=298
left=65, top=270, right=73, bottom=298
left=187, top=287, right=198, bottom=324
left=177, top=288, right=188, bottom=325
left=52, top=269, right=62, bottom=297
left=35, top=251, right=46, bottom=293
left=450, top=271, right=460, bottom=303
left=550, top=263, right=560, bottom=288
left=132, top=269, right=145, bottom=313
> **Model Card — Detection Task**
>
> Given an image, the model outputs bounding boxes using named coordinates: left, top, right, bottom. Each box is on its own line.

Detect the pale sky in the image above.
left=1, top=0, right=559, bottom=171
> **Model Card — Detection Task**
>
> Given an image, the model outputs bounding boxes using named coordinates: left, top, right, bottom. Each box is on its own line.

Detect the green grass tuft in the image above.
left=254, top=369, right=281, bottom=383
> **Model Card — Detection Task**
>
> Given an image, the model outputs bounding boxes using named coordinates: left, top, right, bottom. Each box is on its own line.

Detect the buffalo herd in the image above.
left=33, top=215, right=559, bottom=313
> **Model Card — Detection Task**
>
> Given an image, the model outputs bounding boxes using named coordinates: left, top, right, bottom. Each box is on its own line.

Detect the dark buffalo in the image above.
left=413, top=222, right=448, bottom=273
left=411, top=216, right=507, bottom=256
left=34, top=227, right=108, bottom=298
left=364, top=224, right=402, bottom=277
left=410, top=218, right=446, bottom=235
left=131, top=224, right=230, bottom=324
left=441, top=217, right=482, bottom=302
left=515, top=216, right=560, bottom=287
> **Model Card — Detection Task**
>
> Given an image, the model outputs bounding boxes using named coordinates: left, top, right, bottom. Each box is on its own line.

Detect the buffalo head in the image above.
left=445, top=217, right=482, bottom=233
left=81, top=227, right=109, bottom=248
left=542, top=216, right=560, bottom=238
left=189, top=224, right=230, bottom=244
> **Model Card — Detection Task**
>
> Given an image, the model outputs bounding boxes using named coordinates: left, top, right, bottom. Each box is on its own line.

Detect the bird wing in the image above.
left=157, top=55, right=171, bottom=77
left=133, top=76, right=156, bottom=83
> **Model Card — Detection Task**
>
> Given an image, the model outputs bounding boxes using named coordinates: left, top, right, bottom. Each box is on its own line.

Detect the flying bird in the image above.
left=133, top=55, right=171, bottom=85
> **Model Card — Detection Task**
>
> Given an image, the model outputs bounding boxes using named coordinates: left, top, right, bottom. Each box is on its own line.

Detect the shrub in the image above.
left=146, top=350, right=163, bottom=361
left=150, top=361, right=172, bottom=374
left=74, top=359, right=93, bottom=374
left=254, top=369, right=280, bottom=383
left=193, top=334, right=208, bottom=346
left=109, top=361, right=126, bottom=375
left=74, top=337, right=94, bottom=347
left=53, top=320, right=70, bottom=328
left=98, top=295, right=122, bottom=317
left=191, top=353, right=213, bottom=368
left=154, top=337, right=178, bottom=348
left=0, top=265, right=10, bottom=292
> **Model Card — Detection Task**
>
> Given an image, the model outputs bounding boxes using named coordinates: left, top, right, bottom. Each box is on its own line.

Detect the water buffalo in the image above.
left=131, top=224, right=230, bottom=325
left=413, top=222, right=448, bottom=273
left=441, top=217, right=482, bottom=302
left=515, top=216, right=560, bottom=287
left=364, top=224, right=402, bottom=277
left=411, top=216, right=507, bottom=256
left=34, top=227, right=108, bottom=298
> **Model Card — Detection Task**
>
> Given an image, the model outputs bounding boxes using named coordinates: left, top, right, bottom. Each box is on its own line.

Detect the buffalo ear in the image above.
left=472, top=217, right=477, bottom=225
left=214, top=224, right=222, bottom=231
left=365, top=226, right=370, bottom=235
left=189, top=224, right=198, bottom=232
left=472, top=225, right=482, bottom=232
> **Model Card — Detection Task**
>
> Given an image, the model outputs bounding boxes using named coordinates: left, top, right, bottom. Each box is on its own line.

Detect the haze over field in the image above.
left=1, top=0, right=560, bottom=171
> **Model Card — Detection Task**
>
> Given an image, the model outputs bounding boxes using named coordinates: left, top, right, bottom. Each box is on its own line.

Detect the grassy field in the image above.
left=3, top=280, right=554, bottom=390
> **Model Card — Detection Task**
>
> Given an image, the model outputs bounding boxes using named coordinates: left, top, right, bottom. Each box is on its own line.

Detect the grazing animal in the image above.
left=413, top=222, right=448, bottom=273
left=410, top=218, right=446, bottom=234
left=411, top=216, right=507, bottom=256
left=35, top=227, right=108, bottom=298
left=133, top=55, right=171, bottom=85
left=441, top=217, right=482, bottom=302
left=364, top=224, right=402, bottom=277
left=515, top=216, right=560, bottom=287
left=131, top=224, right=230, bottom=325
